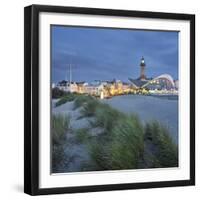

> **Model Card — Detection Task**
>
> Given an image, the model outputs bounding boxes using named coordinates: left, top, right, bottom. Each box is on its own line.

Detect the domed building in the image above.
left=129, top=57, right=176, bottom=91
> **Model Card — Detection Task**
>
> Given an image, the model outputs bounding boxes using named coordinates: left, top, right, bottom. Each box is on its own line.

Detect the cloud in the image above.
left=51, top=26, right=178, bottom=82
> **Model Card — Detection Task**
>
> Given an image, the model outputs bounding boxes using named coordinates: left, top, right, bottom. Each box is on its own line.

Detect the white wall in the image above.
left=0, top=0, right=199, bottom=199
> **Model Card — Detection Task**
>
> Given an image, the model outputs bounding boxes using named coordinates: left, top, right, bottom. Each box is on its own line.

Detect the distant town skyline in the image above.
left=51, top=25, right=178, bottom=83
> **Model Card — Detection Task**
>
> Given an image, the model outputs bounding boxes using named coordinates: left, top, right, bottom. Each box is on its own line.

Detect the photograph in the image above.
left=24, top=4, right=195, bottom=195
left=51, top=26, right=179, bottom=174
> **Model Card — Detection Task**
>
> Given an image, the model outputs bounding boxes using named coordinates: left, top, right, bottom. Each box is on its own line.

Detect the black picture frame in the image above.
left=24, top=4, right=195, bottom=196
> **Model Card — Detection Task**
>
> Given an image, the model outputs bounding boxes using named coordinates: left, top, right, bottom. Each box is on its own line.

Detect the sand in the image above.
left=52, top=94, right=178, bottom=172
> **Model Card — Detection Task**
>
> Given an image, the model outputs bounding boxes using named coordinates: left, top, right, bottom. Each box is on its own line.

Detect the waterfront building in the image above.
left=57, top=80, right=68, bottom=91
left=69, top=82, right=78, bottom=93
left=55, top=56, right=178, bottom=97
left=76, top=82, right=87, bottom=94
left=56, top=80, right=79, bottom=93
left=84, top=81, right=104, bottom=97
left=129, top=57, right=178, bottom=94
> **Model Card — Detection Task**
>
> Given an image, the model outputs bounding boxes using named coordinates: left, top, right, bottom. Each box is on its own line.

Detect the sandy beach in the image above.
left=52, top=94, right=178, bottom=173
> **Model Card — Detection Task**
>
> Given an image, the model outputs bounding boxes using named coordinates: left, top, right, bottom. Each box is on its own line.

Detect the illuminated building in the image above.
left=129, top=57, right=177, bottom=93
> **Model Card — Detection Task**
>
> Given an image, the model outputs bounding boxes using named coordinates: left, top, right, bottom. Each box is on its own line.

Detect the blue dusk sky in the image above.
left=51, top=25, right=178, bottom=83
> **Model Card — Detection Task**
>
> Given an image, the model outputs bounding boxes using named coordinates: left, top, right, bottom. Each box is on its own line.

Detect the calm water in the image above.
left=102, top=95, right=178, bottom=144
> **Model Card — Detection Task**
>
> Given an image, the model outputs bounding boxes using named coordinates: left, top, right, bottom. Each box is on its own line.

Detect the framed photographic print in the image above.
left=24, top=4, right=195, bottom=195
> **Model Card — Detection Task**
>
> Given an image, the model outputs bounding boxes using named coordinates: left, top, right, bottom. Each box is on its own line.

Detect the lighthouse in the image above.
left=139, top=57, right=146, bottom=80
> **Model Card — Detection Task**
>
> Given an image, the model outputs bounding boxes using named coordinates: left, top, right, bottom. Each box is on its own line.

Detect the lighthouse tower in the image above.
left=139, top=57, right=146, bottom=80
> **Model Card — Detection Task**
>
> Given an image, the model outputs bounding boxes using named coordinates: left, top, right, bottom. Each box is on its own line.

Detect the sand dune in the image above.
left=102, top=95, right=178, bottom=144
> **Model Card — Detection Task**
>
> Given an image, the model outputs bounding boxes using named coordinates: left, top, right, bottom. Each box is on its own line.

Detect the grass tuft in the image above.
left=93, top=103, right=125, bottom=133
left=110, top=115, right=144, bottom=169
left=52, top=114, right=70, bottom=145
left=73, top=95, right=94, bottom=109
left=81, top=98, right=100, bottom=117
left=87, top=137, right=112, bottom=170
left=55, top=93, right=79, bottom=107
left=144, top=121, right=178, bottom=167
left=51, top=114, right=70, bottom=172
left=88, top=111, right=144, bottom=170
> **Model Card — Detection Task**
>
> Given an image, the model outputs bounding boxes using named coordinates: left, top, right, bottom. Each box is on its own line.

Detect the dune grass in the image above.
left=87, top=104, right=145, bottom=170
left=81, top=98, right=100, bottom=117
left=93, top=103, right=125, bottom=133
left=52, top=114, right=70, bottom=172
left=52, top=95, right=178, bottom=172
left=87, top=136, right=112, bottom=170
left=52, top=114, right=70, bottom=144
left=55, top=92, right=80, bottom=107
left=87, top=103, right=177, bottom=170
left=73, top=95, right=94, bottom=109
left=110, top=115, right=144, bottom=169
left=144, top=121, right=178, bottom=167
left=89, top=116, right=144, bottom=170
